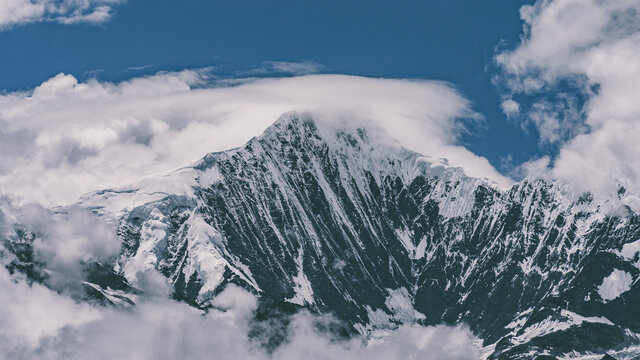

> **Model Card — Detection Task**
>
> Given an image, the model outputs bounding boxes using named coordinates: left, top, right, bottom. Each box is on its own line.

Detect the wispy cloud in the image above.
left=124, top=64, right=154, bottom=72
left=0, top=257, right=481, bottom=360
left=242, top=61, right=326, bottom=76
left=265, top=61, right=325, bottom=75
left=0, top=0, right=125, bottom=30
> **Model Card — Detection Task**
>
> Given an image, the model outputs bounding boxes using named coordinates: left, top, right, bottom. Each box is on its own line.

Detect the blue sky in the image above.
left=1, top=0, right=538, bottom=172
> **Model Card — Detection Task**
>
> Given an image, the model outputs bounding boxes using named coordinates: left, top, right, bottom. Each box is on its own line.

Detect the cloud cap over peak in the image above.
left=0, top=72, right=511, bottom=207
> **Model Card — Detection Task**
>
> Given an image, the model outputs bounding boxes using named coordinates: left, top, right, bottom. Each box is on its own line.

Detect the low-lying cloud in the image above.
left=18, top=204, right=120, bottom=280
left=0, top=197, right=120, bottom=298
left=0, top=259, right=481, bottom=360
left=1, top=196, right=480, bottom=359
left=0, top=72, right=511, bottom=208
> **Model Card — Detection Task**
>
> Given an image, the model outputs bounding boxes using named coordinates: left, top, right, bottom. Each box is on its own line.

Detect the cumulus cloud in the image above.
left=0, top=216, right=483, bottom=359
left=0, top=265, right=101, bottom=354
left=0, top=198, right=120, bottom=295
left=500, top=99, right=520, bottom=117
left=0, top=0, right=124, bottom=30
left=0, top=71, right=511, bottom=207
left=272, top=319, right=479, bottom=360
left=0, top=263, right=481, bottom=360
left=496, top=0, right=640, bottom=198
left=17, top=204, right=120, bottom=278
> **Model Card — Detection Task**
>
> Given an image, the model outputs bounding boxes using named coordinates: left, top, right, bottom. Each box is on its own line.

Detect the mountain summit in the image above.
left=7, top=112, right=640, bottom=359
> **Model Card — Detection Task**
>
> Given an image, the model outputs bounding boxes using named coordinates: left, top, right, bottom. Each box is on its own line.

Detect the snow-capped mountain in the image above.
left=6, top=112, right=640, bottom=359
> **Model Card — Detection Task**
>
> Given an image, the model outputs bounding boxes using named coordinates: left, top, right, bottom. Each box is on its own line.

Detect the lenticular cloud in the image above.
left=0, top=72, right=510, bottom=207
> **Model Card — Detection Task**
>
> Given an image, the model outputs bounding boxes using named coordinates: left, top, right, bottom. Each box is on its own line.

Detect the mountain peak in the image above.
left=259, top=111, right=406, bottom=155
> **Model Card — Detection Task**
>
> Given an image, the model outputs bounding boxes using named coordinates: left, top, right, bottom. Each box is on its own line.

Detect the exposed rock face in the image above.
left=6, top=113, right=640, bottom=358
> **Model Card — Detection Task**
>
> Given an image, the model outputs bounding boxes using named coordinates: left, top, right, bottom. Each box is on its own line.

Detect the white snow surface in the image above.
left=598, top=269, right=633, bottom=302
left=182, top=213, right=257, bottom=302
left=77, top=167, right=198, bottom=217
left=285, top=249, right=315, bottom=306
left=385, top=288, right=425, bottom=322
left=503, top=309, right=614, bottom=349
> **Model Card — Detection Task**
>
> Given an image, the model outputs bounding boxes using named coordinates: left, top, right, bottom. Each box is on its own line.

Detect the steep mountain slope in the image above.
left=6, top=112, right=640, bottom=359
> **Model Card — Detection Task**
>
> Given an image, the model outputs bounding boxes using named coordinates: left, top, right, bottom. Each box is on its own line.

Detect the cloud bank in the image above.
left=0, top=250, right=480, bottom=360
left=497, top=0, right=640, bottom=199
left=0, top=0, right=124, bottom=29
left=3, top=281, right=481, bottom=360
left=19, top=204, right=120, bottom=281
left=0, top=72, right=511, bottom=207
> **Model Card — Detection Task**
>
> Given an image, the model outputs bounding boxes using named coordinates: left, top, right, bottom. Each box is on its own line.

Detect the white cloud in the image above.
left=17, top=204, right=120, bottom=280
left=497, top=0, right=640, bottom=198
left=500, top=99, right=520, bottom=117
left=0, top=263, right=102, bottom=352
left=0, top=199, right=120, bottom=294
left=0, top=262, right=481, bottom=360
left=0, top=0, right=124, bottom=29
left=526, top=97, right=586, bottom=144
left=0, top=72, right=511, bottom=207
